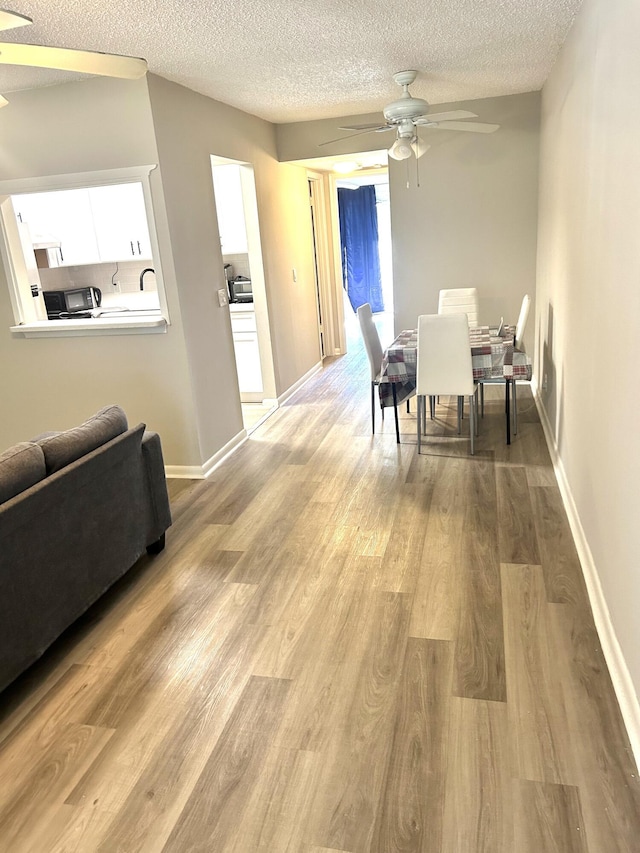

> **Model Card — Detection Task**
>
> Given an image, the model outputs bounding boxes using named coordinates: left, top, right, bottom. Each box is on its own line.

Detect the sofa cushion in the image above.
left=37, top=405, right=129, bottom=474
left=0, top=442, right=46, bottom=504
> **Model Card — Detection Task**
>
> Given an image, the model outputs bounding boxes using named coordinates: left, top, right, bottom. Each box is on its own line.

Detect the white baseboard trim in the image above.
left=165, top=429, right=248, bottom=480
left=164, top=364, right=323, bottom=480
left=277, top=361, right=323, bottom=406
left=534, top=387, right=640, bottom=769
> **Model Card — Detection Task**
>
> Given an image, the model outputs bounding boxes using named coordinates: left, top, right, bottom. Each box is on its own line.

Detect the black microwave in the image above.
left=228, top=277, right=253, bottom=303
left=43, top=287, right=102, bottom=318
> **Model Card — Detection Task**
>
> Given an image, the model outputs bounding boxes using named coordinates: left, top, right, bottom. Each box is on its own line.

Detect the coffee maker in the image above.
left=224, top=263, right=234, bottom=302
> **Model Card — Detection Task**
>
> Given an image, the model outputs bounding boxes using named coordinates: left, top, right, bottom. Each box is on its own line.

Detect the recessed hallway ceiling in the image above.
left=0, top=0, right=583, bottom=123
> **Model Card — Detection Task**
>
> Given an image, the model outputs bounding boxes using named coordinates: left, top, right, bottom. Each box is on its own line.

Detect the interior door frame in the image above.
left=307, top=170, right=346, bottom=356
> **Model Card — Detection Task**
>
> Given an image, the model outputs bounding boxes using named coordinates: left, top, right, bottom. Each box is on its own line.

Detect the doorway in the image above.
left=211, top=157, right=277, bottom=433
left=336, top=172, right=394, bottom=346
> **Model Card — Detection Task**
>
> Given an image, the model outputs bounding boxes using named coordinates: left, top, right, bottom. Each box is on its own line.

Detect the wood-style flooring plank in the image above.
left=160, top=676, right=291, bottom=853
left=441, top=697, right=512, bottom=853
left=308, top=591, right=412, bottom=853
left=530, top=485, right=590, bottom=608
left=501, top=562, right=577, bottom=784
left=0, top=722, right=114, bottom=852
left=375, top=482, right=434, bottom=594
left=548, top=603, right=640, bottom=853
left=82, top=594, right=268, bottom=853
left=513, top=779, right=589, bottom=853
left=409, top=455, right=465, bottom=641
left=266, top=556, right=382, bottom=754
left=454, top=457, right=506, bottom=702
left=222, top=745, right=319, bottom=852
left=371, top=638, right=453, bottom=853
left=496, top=465, right=541, bottom=564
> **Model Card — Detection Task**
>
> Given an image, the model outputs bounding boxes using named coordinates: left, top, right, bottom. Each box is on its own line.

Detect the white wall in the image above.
left=277, top=92, right=540, bottom=340
left=536, top=0, right=640, bottom=700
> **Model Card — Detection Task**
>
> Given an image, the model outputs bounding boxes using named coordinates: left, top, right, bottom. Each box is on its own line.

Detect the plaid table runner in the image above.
left=379, top=325, right=532, bottom=408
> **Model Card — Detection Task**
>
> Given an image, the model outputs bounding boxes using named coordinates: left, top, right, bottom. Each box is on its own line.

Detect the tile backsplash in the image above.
left=222, top=253, right=251, bottom=279
left=39, top=260, right=157, bottom=295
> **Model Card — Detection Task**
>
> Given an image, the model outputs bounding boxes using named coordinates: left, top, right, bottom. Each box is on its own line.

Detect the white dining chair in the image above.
left=437, top=288, right=479, bottom=328
left=357, top=303, right=400, bottom=443
left=478, top=292, right=531, bottom=434
left=416, top=313, right=478, bottom=455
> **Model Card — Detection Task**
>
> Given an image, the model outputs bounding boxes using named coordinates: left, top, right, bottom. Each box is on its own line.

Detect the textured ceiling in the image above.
left=0, top=0, right=583, bottom=123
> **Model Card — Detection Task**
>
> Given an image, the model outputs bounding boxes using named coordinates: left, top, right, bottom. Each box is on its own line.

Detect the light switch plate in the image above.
left=217, top=288, right=228, bottom=307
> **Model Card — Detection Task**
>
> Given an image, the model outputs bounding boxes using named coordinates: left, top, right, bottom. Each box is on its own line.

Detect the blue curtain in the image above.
left=338, top=185, right=384, bottom=313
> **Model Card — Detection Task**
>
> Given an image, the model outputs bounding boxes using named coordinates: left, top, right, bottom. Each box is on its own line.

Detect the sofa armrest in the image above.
left=141, top=430, right=172, bottom=546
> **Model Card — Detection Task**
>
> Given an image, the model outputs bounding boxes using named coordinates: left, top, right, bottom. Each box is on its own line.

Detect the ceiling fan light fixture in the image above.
left=388, top=137, right=412, bottom=161
left=410, top=138, right=430, bottom=159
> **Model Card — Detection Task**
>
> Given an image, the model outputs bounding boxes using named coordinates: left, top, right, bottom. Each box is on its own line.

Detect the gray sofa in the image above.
left=0, top=405, right=172, bottom=694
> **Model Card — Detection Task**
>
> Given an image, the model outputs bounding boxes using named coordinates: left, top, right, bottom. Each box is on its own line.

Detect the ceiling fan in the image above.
left=321, top=70, right=499, bottom=160
left=0, top=7, right=147, bottom=108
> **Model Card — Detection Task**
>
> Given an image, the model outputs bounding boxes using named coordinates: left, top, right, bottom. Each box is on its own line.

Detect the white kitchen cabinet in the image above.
left=230, top=307, right=263, bottom=395
left=89, top=183, right=152, bottom=262
left=212, top=165, right=248, bottom=254
left=12, top=182, right=152, bottom=267
left=13, top=189, right=99, bottom=267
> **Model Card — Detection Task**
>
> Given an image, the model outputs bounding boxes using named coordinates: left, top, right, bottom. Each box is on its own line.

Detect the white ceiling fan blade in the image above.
left=0, top=42, right=147, bottom=79
left=0, top=9, right=32, bottom=32
left=338, top=123, right=391, bottom=132
left=319, top=127, right=392, bottom=147
left=415, top=110, right=477, bottom=124
left=0, top=93, right=8, bottom=107
left=431, top=120, right=500, bottom=133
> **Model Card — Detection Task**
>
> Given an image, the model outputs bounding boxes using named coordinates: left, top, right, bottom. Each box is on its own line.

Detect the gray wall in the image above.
left=0, top=74, right=320, bottom=469
left=0, top=77, right=202, bottom=466
left=536, top=0, right=640, bottom=700
left=278, top=91, right=541, bottom=343
left=146, top=74, right=320, bottom=463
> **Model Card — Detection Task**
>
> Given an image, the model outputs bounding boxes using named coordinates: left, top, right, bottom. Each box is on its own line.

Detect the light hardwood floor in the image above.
left=1, top=342, right=639, bottom=852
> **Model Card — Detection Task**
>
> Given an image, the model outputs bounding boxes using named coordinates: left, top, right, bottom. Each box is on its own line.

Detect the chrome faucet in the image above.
left=139, top=267, right=155, bottom=291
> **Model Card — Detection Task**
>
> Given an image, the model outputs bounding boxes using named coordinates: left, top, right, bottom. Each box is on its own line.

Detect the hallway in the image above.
left=0, top=337, right=639, bottom=851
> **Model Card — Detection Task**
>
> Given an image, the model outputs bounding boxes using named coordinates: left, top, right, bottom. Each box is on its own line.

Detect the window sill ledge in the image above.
left=10, top=313, right=168, bottom=338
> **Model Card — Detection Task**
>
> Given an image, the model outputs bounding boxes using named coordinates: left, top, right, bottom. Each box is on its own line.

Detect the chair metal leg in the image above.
left=513, top=380, right=518, bottom=435
left=406, top=399, right=410, bottom=413
left=474, top=388, right=479, bottom=436
left=392, top=383, right=400, bottom=444
left=371, top=381, right=376, bottom=434
left=457, top=396, right=463, bottom=434
left=480, top=382, right=484, bottom=417
left=417, top=394, right=422, bottom=453
left=469, top=393, right=476, bottom=455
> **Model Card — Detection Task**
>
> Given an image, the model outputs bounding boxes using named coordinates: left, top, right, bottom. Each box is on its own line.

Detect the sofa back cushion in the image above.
left=37, top=405, right=129, bottom=474
left=0, top=442, right=46, bottom=505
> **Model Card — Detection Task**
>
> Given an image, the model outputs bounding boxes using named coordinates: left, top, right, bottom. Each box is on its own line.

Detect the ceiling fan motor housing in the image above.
left=383, top=96, right=430, bottom=124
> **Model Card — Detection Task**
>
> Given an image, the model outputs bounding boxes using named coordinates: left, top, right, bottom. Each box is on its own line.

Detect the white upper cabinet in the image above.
left=212, top=165, right=248, bottom=254
left=89, top=183, right=152, bottom=262
left=14, top=188, right=99, bottom=267
left=12, top=182, right=153, bottom=266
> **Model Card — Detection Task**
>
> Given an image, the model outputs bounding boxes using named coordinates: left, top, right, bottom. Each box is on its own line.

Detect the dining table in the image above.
left=378, top=324, right=532, bottom=444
